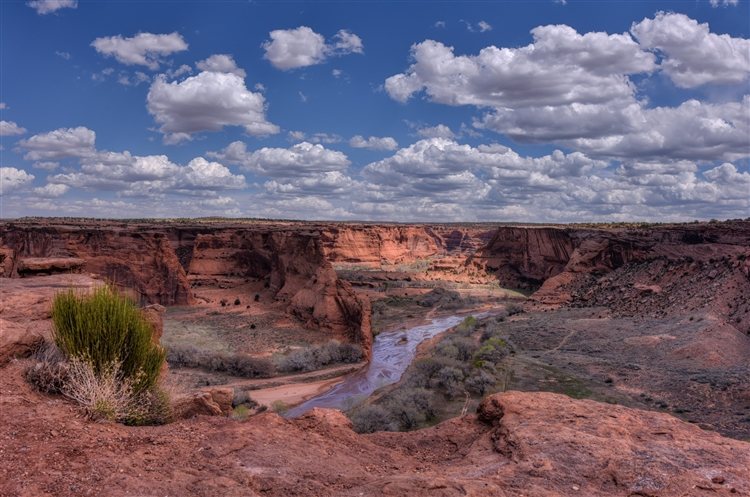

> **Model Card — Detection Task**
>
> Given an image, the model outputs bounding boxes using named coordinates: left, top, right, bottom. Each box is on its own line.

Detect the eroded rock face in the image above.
left=320, top=224, right=495, bottom=265
left=0, top=223, right=192, bottom=305
left=173, top=387, right=234, bottom=418
left=533, top=224, right=750, bottom=334
left=469, top=226, right=577, bottom=288
left=0, top=274, right=103, bottom=363
left=178, top=228, right=372, bottom=353
left=0, top=221, right=372, bottom=352
left=472, top=222, right=750, bottom=334
left=16, top=257, right=86, bottom=277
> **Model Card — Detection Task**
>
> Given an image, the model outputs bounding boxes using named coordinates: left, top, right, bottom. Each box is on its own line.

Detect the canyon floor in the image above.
left=1, top=219, right=749, bottom=496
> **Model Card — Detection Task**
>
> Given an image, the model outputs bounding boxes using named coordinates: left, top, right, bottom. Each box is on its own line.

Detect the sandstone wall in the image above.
left=176, top=228, right=372, bottom=352
left=0, top=223, right=192, bottom=305
left=319, top=224, right=495, bottom=265
left=0, top=221, right=372, bottom=353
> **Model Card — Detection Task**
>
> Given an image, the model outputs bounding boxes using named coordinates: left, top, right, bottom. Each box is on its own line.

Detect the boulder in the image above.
left=172, top=387, right=234, bottom=419
left=0, top=319, right=45, bottom=364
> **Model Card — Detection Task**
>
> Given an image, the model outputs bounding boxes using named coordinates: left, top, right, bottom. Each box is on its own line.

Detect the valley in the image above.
left=1, top=218, right=749, bottom=496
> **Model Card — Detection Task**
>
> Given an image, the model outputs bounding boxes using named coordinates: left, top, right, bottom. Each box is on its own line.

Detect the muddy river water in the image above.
left=285, top=313, right=489, bottom=418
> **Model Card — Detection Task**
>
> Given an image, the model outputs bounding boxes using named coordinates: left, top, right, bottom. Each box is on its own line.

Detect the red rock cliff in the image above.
left=469, top=226, right=577, bottom=288
left=0, top=221, right=372, bottom=353
left=319, top=224, right=495, bottom=265
left=0, top=222, right=192, bottom=305
left=176, top=227, right=371, bottom=352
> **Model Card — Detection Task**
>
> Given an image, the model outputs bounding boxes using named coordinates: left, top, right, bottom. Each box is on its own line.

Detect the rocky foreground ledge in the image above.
left=1, top=357, right=747, bottom=497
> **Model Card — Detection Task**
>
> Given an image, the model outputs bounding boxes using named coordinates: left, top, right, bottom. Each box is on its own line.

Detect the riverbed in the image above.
left=285, top=313, right=487, bottom=417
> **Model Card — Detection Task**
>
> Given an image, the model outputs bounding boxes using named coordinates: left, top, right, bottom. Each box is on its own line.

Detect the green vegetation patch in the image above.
left=52, top=285, right=165, bottom=394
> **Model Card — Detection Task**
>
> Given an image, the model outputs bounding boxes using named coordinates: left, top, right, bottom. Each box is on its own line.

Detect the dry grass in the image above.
left=62, top=358, right=137, bottom=422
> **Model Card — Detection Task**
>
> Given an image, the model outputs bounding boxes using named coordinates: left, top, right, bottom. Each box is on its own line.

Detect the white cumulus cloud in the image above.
left=147, top=71, right=279, bottom=144
left=632, top=12, right=750, bottom=88
left=208, top=141, right=350, bottom=177
left=0, top=121, right=27, bottom=136
left=18, top=126, right=96, bottom=161
left=385, top=29, right=653, bottom=107
left=33, top=183, right=69, bottom=197
left=263, top=26, right=364, bottom=70
left=1, top=167, right=35, bottom=195
left=196, top=54, right=246, bottom=78
left=91, top=32, right=188, bottom=70
left=349, top=135, right=398, bottom=150
left=417, top=124, right=455, bottom=139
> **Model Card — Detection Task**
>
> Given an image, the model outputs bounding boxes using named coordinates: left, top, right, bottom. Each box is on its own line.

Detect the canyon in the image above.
left=1, top=218, right=749, bottom=496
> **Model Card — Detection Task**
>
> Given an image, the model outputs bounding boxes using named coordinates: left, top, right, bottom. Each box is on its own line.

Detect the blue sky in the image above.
left=1, top=0, right=748, bottom=221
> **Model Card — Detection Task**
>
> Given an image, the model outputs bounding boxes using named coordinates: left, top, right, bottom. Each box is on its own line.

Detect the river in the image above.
left=285, top=313, right=488, bottom=418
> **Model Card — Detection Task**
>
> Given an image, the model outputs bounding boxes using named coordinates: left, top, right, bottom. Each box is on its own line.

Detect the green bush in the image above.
left=456, top=315, right=478, bottom=334
left=52, top=285, right=166, bottom=394
left=473, top=337, right=508, bottom=365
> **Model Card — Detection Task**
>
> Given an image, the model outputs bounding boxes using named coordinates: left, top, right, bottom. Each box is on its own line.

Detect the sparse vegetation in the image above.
left=167, top=345, right=274, bottom=378
left=349, top=314, right=514, bottom=433
left=25, top=342, right=69, bottom=394
left=275, top=340, right=363, bottom=373
left=271, top=400, right=289, bottom=413
left=350, top=405, right=395, bottom=433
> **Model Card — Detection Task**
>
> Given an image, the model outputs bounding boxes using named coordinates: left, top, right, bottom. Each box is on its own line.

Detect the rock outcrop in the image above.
left=1, top=359, right=748, bottom=497
left=469, top=226, right=577, bottom=288
left=0, top=274, right=103, bottom=363
left=15, top=257, right=86, bottom=277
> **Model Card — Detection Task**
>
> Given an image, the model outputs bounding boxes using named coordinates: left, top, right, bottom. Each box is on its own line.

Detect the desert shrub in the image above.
left=232, top=405, right=250, bottom=420
left=167, top=346, right=274, bottom=378
left=447, top=336, right=478, bottom=361
left=231, top=388, right=259, bottom=408
left=276, top=347, right=316, bottom=372
left=123, top=387, right=172, bottom=426
left=350, top=404, right=395, bottom=433
left=25, top=342, right=69, bottom=394
left=276, top=340, right=363, bottom=373
left=465, top=369, right=497, bottom=396
left=382, top=388, right=436, bottom=430
left=480, top=324, right=501, bottom=342
left=62, top=358, right=136, bottom=422
left=406, top=356, right=463, bottom=388
left=506, top=303, right=524, bottom=316
left=456, top=315, right=478, bottom=334
left=435, top=342, right=460, bottom=360
left=473, top=337, right=508, bottom=365
left=431, top=366, right=465, bottom=399
left=52, top=285, right=165, bottom=394
left=61, top=357, right=170, bottom=425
